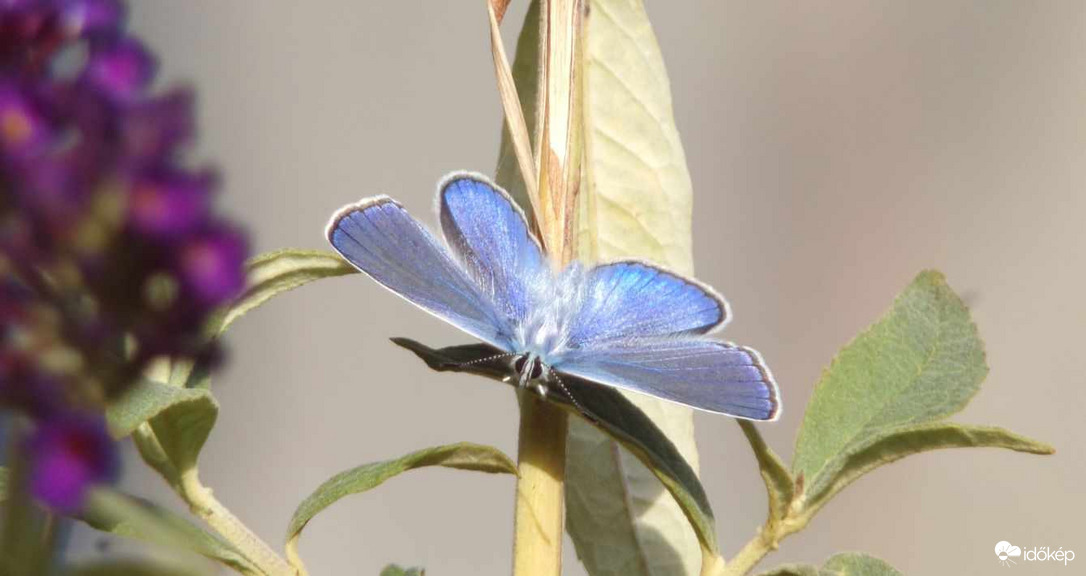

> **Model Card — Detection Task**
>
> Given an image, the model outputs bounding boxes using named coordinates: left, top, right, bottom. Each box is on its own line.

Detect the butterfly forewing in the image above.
left=327, top=196, right=514, bottom=350
left=439, top=174, right=547, bottom=325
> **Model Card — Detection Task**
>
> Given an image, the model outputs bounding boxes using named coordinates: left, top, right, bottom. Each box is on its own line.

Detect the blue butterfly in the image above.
left=326, top=173, right=780, bottom=421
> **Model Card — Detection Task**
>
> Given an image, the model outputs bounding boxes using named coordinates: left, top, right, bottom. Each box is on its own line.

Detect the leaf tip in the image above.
left=915, top=268, right=947, bottom=285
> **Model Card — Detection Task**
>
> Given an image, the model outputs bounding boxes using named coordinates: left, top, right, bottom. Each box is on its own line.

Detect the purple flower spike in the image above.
left=0, top=0, right=249, bottom=411
left=85, top=38, right=155, bottom=102
left=60, top=0, right=124, bottom=37
left=179, top=227, right=248, bottom=305
left=128, top=169, right=210, bottom=238
left=28, top=413, right=118, bottom=513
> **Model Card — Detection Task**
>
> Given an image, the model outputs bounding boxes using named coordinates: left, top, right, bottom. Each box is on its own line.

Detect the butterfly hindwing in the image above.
left=555, top=339, right=780, bottom=420
left=565, top=261, right=728, bottom=346
left=327, top=196, right=513, bottom=350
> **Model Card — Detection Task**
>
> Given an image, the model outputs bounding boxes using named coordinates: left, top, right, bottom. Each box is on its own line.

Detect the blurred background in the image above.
left=71, top=1, right=1084, bottom=574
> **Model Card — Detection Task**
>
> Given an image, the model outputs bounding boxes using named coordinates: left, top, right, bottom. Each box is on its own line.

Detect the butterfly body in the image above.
left=511, top=352, right=553, bottom=399
left=327, top=172, right=781, bottom=421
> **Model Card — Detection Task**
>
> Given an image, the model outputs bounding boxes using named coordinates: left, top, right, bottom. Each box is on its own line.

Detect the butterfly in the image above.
left=326, top=172, right=781, bottom=421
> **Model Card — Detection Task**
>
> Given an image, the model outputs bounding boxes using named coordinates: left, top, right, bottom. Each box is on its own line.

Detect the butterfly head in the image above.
left=513, top=353, right=546, bottom=388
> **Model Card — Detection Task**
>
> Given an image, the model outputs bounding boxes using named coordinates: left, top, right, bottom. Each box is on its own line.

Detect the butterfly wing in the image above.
left=439, top=173, right=548, bottom=325
left=565, top=261, right=727, bottom=346
left=555, top=260, right=777, bottom=420
left=555, top=339, right=780, bottom=420
left=327, top=196, right=514, bottom=349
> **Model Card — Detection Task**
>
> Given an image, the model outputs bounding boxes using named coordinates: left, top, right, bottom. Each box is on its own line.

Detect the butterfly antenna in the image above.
left=547, top=369, right=588, bottom=418
left=457, top=352, right=516, bottom=367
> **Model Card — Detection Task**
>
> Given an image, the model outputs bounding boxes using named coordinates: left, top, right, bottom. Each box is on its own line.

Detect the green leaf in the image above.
left=108, top=378, right=218, bottom=487
left=80, top=490, right=259, bottom=575
left=285, top=442, right=516, bottom=560
left=391, top=338, right=718, bottom=556
left=162, top=250, right=356, bottom=392
left=106, top=379, right=215, bottom=441
left=793, top=270, right=988, bottom=497
left=806, top=422, right=1053, bottom=508
left=209, top=249, right=357, bottom=336
left=758, top=554, right=902, bottom=576
left=819, top=553, right=902, bottom=576
left=739, top=420, right=795, bottom=524
left=380, top=565, right=425, bottom=576
left=565, top=0, right=707, bottom=571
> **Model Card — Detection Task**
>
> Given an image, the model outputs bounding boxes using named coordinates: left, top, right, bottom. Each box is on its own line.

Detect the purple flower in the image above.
left=59, top=0, right=123, bottom=37
left=127, top=168, right=211, bottom=238
left=27, top=412, right=117, bottom=512
left=84, top=38, right=155, bottom=102
left=180, top=226, right=248, bottom=305
left=0, top=83, right=49, bottom=156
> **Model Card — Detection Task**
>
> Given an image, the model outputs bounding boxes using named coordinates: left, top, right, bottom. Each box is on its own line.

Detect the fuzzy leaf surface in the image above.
left=80, top=490, right=257, bottom=574
left=806, top=422, right=1053, bottom=507
left=793, top=271, right=987, bottom=497
left=286, top=443, right=516, bottom=556
left=819, top=553, right=903, bottom=576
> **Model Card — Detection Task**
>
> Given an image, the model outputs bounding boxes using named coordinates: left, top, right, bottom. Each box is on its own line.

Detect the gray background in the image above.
left=80, top=2, right=1085, bottom=574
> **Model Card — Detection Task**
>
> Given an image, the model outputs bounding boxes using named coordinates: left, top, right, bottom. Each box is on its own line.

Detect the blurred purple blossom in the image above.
left=27, top=412, right=118, bottom=512
left=0, top=0, right=248, bottom=510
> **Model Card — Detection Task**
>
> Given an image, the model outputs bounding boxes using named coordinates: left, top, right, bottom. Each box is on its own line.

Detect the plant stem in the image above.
left=179, top=470, right=294, bottom=576
left=719, top=530, right=773, bottom=576
left=699, top=546, right=726, bottom=576
left=284, top=539, right=310, bottom=576
left=512, top=393, right=568, bottom=576
left=717, top=513, right=810, bottom=576
left=0, top=421, right=41, bottom=576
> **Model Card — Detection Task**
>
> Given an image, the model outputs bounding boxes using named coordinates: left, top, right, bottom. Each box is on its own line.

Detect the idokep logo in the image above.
left=995, top=541, right=1076, bottom=567
left=995, top=541, right=1022, bottom=566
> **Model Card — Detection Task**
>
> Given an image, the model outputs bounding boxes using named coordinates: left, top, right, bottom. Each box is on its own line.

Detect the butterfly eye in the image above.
left=513, top=356, right=545, bottom=380
left=529, top=360, right=545, bottom=380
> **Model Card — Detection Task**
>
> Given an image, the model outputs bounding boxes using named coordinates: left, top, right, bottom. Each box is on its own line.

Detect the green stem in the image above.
left=0, top=420, right=44, bottom=576
left=512, top=393, right=568, bottom=576
left=708, top=421, right=813, bottom=575
left=717, top=512, right=812, bottom=576
left=179, top=470, right=294, bottom=576
left=284, top=537, right=310, bottom=576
